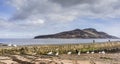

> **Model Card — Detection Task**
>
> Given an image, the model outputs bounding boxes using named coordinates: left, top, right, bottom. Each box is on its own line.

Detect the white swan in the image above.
left=47, top=51, right=53, bottom=55
left=101, top=51, right=105, bottom=54
left=86, top=51, right=89, bottom=54
left=91, top=51, right=94, bottom=54
left=78, top=51, right=81, bottom=55
left=67, top=52, right=72, bottom=55
left=55, top=52, right=59, bottom=56
left=99, top=52, right=101, bottom=54
left=13, top=44, right=17, bottom=47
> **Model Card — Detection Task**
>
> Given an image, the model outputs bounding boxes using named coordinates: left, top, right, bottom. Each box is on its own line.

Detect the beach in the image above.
left=0, top=53, right=120, bottom=64
left=0, top=41, right=120, bottom=64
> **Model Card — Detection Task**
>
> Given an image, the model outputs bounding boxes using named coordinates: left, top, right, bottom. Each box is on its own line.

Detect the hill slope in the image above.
left=34, top=28, right=118, bottom=39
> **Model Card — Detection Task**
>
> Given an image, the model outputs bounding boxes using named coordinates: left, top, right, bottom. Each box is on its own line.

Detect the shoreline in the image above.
left=0, top=38, right=119, bottom=46
left=0, top=41, right=120, bottom=64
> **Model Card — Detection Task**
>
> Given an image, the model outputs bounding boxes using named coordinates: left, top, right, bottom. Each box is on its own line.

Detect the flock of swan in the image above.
left=47, top=50, right=106, bottom=56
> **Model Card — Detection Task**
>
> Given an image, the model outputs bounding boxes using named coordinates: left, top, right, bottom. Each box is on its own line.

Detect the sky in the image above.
left=0, top=0, right=120, bottom=38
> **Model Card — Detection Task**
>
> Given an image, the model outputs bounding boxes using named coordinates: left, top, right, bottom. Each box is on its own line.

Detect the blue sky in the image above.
left=0, top=0, right=120, bottom=38
left=0, top=0, right=15, bottom=19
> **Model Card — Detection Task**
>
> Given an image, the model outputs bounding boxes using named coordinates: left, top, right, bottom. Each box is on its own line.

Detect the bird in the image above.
left=86, top=51, right=90, bottom=54
left=101, top=51, right=105, bottom=54
left=13, top=44, right=17, bottom=47
left=47, top=51, right=53, bottom=55
left=8, top=44, right=12, bottom=46
left=91, top=51, right=94, bottom=54
left=78, top=51, right=81, bottom=55
left=99, top=52, right=101, bottom=54
left=67, top=51, right=72, bottom=55
left=55, top=52, right=59, bottom=56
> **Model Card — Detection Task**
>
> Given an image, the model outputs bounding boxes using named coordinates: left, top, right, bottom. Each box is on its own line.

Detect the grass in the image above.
left=0, top=41, right=120, bottom=55
left=100, top=57, right=113, bottom=60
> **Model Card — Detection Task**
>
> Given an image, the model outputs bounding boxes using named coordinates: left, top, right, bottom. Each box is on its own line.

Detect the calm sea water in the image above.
left=0, top=39, right=119, bottom=45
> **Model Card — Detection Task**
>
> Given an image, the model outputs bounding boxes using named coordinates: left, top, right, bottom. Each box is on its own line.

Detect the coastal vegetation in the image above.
left=0, top=41, right=120, bottom=55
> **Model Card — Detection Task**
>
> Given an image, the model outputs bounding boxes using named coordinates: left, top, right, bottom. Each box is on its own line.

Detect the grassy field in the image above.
left=0, top=41, right=120, bottom=55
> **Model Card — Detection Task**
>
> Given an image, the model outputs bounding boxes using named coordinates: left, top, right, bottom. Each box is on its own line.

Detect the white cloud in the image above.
left=0, top=0, right=119, bottom=38
left=31, top=19, right=44, bottom=24
left=0, top=19, right=14, bottom=29
left=21, top=18, right=45, bottom=26
left=8, top=0, right=120, bottom=21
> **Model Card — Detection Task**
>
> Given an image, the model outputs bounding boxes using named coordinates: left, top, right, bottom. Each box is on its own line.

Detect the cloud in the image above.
left=0, top=17, right=44, bottom=32
left=8, top=0, right=120, bottom=22
left=51, top=0, right=98, bottom=7
left=16, top=18, right=45, bottom=26
left=77, top=18, right=120, bottom=37
left=0, top=0, right=120, bottom=38
left=0, top=18, right=14, bottom=29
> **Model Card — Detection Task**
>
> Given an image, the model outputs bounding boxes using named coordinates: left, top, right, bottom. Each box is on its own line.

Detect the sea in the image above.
left=0, top=38, right=120, bottom=45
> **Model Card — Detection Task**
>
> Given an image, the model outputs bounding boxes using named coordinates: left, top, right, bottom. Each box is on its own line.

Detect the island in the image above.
left=34, top=28, right=118, bottom=39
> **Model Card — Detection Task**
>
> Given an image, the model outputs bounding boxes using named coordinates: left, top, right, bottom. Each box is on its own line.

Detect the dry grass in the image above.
left=0, top=41, right=120, bottom=55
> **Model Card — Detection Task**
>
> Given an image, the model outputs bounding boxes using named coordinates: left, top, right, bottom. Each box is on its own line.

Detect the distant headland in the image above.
left=34, top=28, right=119, bottom=39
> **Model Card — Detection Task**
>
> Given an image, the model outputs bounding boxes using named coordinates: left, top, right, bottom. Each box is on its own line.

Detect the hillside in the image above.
left=34, top=28, right=118, bottom=39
